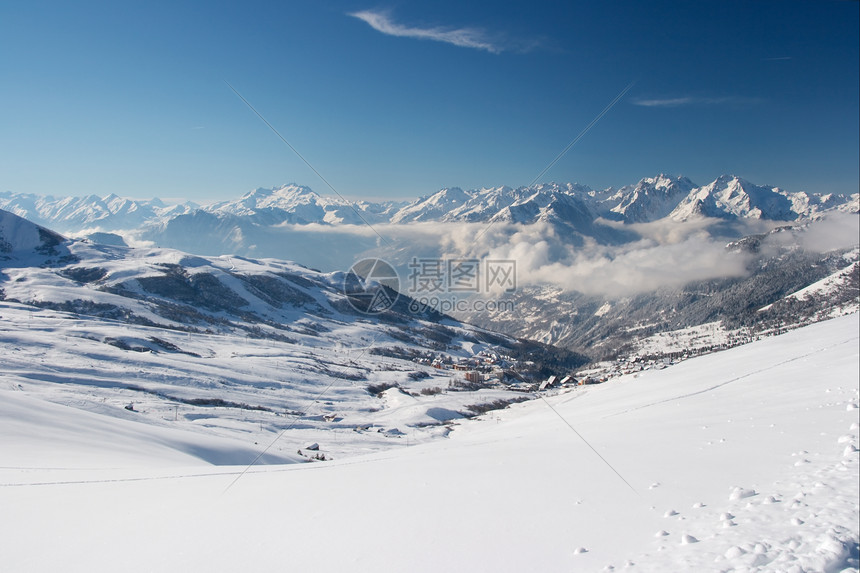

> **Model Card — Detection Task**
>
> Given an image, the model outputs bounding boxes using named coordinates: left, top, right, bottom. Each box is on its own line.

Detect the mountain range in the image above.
left=2, top=174, right=856, bottom=245
left=2, top=175, right=858, bottom=358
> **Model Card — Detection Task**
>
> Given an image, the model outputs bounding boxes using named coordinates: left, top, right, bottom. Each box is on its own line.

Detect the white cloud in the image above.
left=353, top=220, right=755, bottom=298
left=798, top=212, right=860, bottom=253
left=632, top=96, right=762, bottom=108
left=632, top=97, right=695, bottom=108
left=267, top=215, right=858, bottom=299
left=468, top=223, right=752, bottom=298
left=349, top=10, right=502, bottom=53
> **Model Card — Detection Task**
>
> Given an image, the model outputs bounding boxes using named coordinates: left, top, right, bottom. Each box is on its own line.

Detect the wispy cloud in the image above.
left=632, top=96, right=762, bottom=108
left=349, top=9, right=503, bottom=54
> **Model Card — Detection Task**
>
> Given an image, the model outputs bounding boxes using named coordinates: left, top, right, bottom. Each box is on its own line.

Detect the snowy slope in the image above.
left=1, top=211, right=589, bottom=467
left=0, top=209, right=65, bottom=253
left=1, top=314, right=857, bottom=572
left=0, top=299, right=525, bottom=465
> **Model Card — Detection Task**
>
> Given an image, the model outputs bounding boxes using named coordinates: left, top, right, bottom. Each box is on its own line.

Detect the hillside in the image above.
left=0, top=209, right=587, bottom=463
left=1, top=312, right=857, bottom=572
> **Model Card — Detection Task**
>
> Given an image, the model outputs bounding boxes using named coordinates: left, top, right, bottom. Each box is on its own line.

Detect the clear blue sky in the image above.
left=2, top=0, right=858, bottom=202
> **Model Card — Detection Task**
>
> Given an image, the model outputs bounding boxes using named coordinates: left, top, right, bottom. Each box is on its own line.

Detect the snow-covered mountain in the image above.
left=4, top=175, right=855, bottom=246
left=603, top=174, right=697, bottom=222
left=207, top=183, right=404, bottom=225
left=0, top=207, right=576, bottom=362
left=4, top=173, right=858, bottom=361
left=0, top=190, right=197, bottom=232
left=668, top=175, right=853, bottom=222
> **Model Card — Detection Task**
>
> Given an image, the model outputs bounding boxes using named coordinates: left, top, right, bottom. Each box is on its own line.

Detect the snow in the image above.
left=1, top=313, right=857, bottom=572
left=0, top=209, right=62, bottom=252
left=633, top=320, right=742, bottom=356
left=594, top=301, right=612, bottom=316
left=0, top=294, right=527, bottom=465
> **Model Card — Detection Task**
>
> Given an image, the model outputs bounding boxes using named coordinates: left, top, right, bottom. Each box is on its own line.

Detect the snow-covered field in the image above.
left=2, top=313, right=857, bottom=572
left=0, top=300, right=522, bottom=464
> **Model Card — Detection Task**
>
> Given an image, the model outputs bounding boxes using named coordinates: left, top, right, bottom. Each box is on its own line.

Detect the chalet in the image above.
left=539, top=375, right=558, bottom=391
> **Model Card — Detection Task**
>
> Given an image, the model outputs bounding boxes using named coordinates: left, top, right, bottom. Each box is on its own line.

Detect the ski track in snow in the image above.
left=603, top=336, right=860, bottom=420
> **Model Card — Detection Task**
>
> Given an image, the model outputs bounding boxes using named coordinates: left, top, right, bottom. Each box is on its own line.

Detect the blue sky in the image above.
left=1, top=0, right=858, bottom=202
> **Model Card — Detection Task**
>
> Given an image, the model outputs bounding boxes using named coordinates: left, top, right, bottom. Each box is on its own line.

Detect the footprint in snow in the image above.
left=791, top=517, right=804, bottom=526
left=573, top=547, right=588, bottom=554
left=729, top=487, right=757, bottom=500
left=763, top=495, right=780, bottom=504
left=680, top=534, right=699, bottom=544
left=843, top=444, right=858, bottom=456
left=837, top=434, right=855, bottom=444
left=664, top=509, right=679, bottom=517
left=692, top=502, right=705, bottom=508
left=655, top=530, right=669, bottom=537
left=649, top=482, right=661, bottom=489
left=719, top=512, right=735, bottom=521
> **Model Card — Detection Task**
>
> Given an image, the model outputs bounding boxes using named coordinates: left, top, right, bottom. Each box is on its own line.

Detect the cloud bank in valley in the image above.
left=320, top=218, right=758, bottom=298
left=435, top=221, right=754, bottom=298
left=160, top=212, right=856, bottom=299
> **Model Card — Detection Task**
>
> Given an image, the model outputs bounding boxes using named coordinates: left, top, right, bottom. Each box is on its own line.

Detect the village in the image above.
left=409, top=323, right=768, bottom=396
left=410, top=348, right=599, bottom=393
